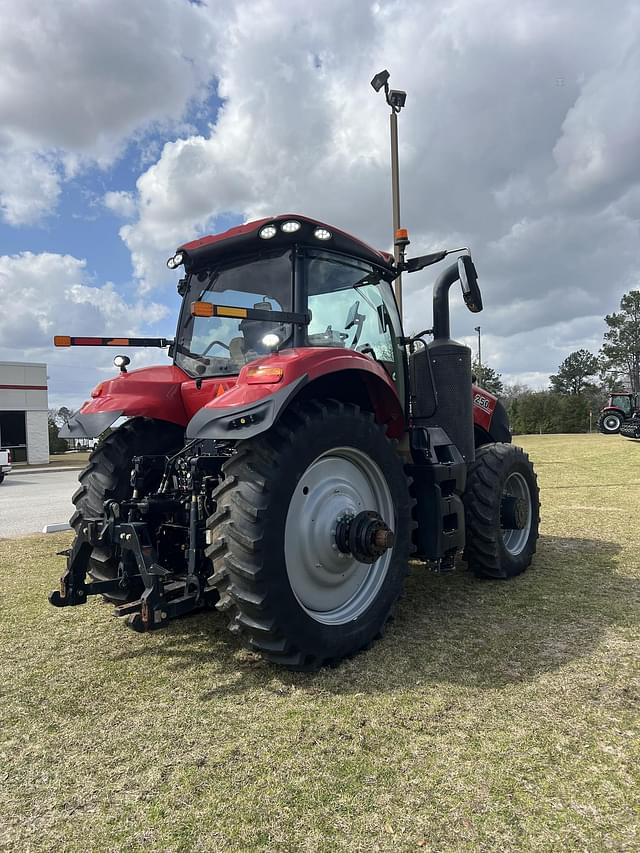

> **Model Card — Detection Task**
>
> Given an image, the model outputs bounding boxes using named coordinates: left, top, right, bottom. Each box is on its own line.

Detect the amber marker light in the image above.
left=191, top=301, right=214, bottom=317
left=246, top=366, right=284, bottom=384
left=216, top=306, right=248, bottom=318
left=54, top=336, right=71, bottom=347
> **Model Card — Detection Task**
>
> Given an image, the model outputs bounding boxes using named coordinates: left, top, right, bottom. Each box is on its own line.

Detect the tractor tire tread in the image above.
left=463, top=442, right=540, bottom=579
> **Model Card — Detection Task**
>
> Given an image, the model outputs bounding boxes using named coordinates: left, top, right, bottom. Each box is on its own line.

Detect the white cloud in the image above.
left=0, top=150, right=61, bottom=225
left=103, top=190, right=136, bottom=219
left=115, top=0, right=640, bottom=390
left=0, top=0, right=221, bottom=224
left=3, top=0, right=640, bottom=395
left=0, top=251, right=172, bottom=408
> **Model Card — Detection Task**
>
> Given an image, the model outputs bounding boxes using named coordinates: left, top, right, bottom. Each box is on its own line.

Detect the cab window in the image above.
left=305, top=253, right=398, bottom=378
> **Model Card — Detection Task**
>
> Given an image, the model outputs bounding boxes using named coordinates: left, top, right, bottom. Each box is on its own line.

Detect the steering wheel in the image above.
left=201, top=339, right=231, bottom=357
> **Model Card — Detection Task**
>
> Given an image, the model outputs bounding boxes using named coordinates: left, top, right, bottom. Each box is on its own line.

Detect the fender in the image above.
left=472, top=385, right=511, bottom=444
left=61, top=365, right=190, bottom=438
left=186, top=347, right=405, bottom=441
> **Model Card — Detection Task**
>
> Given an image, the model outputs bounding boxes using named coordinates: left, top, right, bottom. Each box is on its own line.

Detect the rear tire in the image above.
left=70, top=418, right=184, bottom=602
left=463, top=442, right=539, bottom=579
left=206, top=400, right=412, bottom=670
left=598, top=412, right=622, bottom=434
left=0, top=472, right=4, bottom=484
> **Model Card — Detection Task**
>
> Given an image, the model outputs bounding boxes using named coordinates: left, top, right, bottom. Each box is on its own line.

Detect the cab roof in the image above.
left=177, top=214, right=396, bottom=275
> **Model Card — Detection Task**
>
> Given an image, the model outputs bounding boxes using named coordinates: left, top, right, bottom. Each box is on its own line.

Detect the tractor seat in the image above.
left=228, top=337, right=246, bottom=369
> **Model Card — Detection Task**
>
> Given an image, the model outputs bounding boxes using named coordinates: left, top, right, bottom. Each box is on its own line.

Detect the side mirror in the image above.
left=458, top=255, right=482, bottom=313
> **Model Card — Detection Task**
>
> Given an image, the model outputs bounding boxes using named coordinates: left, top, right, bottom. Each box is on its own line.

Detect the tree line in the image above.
left=475, top=289, right=640, bottom=434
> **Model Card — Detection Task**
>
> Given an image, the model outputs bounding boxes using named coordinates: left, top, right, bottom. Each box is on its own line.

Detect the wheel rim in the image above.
left=603, top=415, right=620, bottom=431
left=501, top=472, right=532, bottom=556
left=284, top=447, right=395, bottom=625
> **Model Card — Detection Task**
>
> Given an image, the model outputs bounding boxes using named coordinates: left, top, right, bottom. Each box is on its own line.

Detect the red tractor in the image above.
left=597, top=392, right=639, bottom=434
left=50, top=214, right=540, bottom=669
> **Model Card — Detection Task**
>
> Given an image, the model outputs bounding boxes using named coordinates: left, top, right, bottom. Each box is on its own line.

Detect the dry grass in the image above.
left=0, top=434, right=638, bottom=852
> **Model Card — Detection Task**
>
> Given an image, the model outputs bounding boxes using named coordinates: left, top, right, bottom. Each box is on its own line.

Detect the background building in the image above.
left=0, top=362, right=49, bottom=464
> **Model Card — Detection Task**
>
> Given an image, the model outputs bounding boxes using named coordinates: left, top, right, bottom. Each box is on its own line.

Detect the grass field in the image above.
left=1, top=434, right=638, bottom=852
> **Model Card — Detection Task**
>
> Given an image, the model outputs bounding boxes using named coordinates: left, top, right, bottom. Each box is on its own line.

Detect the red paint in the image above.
left=180, top=377, right=237, bottom=420
left=78, top=365, right=191, bottom=426
left=0, top=384, right=48, bottom=391
left=74, top=337, right=103, bottom=345
left=197, top=348, right=405, bottom=437
left=180, top=219, right=272, bottom=252
left=74, top=354, right=495, bottom=440
left=471, top=384, right=497, bottom=430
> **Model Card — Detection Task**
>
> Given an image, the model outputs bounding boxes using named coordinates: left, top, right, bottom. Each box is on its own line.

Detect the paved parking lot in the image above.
left=0, top=469, right=80, bottom=537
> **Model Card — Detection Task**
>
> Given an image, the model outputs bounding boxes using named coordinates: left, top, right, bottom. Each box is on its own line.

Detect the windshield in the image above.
left=176, top=250, right=293, bottom=377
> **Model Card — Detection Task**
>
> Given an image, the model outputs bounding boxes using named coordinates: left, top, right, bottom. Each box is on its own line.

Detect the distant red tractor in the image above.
left=597, top=392, right=639, bottom=434
left=49, top=213, right=540, bottom=669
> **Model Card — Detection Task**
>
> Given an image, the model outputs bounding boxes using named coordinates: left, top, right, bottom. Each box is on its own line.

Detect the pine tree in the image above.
left=472, top=359, right=504, bottom=397
left=600, top=290, right=640, bottom=393
left=549, top=349, right=599, bottom=395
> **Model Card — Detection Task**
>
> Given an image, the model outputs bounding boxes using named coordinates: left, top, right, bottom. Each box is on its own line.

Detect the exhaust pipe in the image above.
left=410, top=260, right=475, bottom=462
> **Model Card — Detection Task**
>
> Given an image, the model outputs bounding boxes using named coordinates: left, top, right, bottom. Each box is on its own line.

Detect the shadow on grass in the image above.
left=107, top=534, right=638, bottom=696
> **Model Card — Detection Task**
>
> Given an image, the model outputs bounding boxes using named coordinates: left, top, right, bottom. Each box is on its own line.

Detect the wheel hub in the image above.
left=284, top=447, right=395, bottom=624
left=500, top=471, right=533, bottom=555
left=500, top=496, right=527, bottom=530
left=335, top=510, right=395, bottom=563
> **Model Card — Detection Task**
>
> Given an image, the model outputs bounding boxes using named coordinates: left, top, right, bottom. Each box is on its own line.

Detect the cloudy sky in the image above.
left=1, top=0, right=638, bottom=408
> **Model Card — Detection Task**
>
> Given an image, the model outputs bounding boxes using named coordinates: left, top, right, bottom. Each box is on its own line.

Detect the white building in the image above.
left=0, top=362, right=49, bottom=464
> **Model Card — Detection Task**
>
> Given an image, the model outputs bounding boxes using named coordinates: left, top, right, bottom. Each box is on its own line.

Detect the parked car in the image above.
left=0, top=448, right=12, bottom=484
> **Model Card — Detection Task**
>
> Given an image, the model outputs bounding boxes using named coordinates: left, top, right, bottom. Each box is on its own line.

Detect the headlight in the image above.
left=262, top=333, right=281, bottom=348
left=166, top=251, right=185, bottom=269
left=259, top=225, right=277, bottom=239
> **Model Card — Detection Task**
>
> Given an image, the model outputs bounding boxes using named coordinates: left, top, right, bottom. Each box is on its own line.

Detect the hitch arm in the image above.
left=48, top=535, right=92, bottom=607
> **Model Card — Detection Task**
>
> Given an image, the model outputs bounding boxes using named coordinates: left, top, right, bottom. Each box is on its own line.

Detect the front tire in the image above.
left=598, top=412, right=622, bottom=434
left=206, top=400, right=412, bottom=670
left=463, top=442, right=540, bottom=579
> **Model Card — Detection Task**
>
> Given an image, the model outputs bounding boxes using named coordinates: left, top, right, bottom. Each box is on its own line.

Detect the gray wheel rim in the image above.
left=501, top=472, right=532, bottom=556
left=603, top=415, right=620, bottom=432
left=284, top=447, right=395, bottom=625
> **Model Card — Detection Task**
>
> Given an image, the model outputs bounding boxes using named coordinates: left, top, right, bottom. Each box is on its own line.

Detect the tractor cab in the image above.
left=172, top=215, right=405, bottom=394
left=608, top=393, right=635, bottom=416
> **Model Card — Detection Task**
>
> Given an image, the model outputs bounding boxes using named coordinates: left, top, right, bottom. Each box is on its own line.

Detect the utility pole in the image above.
left=474, top=325, right=482, bottom=384
left=371, top=70, right=407, bottom=317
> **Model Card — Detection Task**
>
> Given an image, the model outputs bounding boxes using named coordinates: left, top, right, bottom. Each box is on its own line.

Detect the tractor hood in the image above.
left=61, top=365, right=193, bottom=438
left=61, top=349, right=404, bottom=441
